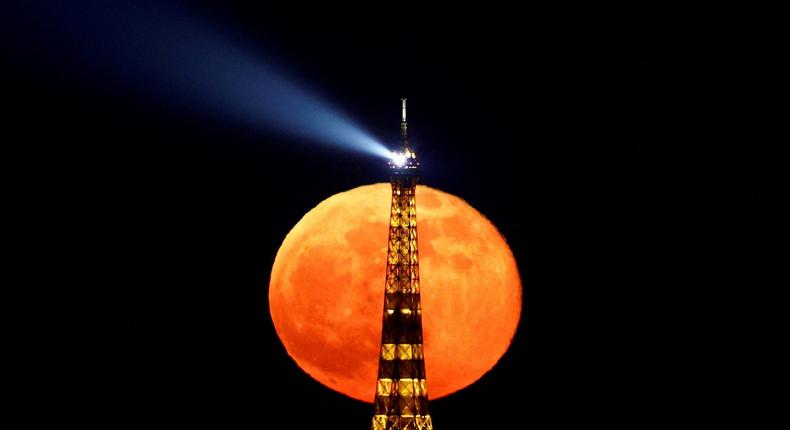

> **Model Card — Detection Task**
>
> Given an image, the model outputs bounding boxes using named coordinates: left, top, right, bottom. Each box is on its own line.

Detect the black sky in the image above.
left=5, top=1, right=778, bottom=428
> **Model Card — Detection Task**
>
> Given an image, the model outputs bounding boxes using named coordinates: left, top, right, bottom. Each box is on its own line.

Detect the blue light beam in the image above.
left=10, top=1, right=391, bottom=159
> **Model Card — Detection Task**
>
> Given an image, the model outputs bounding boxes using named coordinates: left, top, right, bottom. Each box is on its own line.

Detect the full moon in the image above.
left=269, top=183, right=521, bottom=402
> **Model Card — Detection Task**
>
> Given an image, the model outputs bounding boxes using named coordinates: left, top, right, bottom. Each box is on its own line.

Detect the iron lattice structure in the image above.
left=371, top=99, right=432, bottom=430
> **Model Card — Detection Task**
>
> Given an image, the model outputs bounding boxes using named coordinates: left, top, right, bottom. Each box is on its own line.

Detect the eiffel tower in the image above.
left=371, top=99, right=433, bottom=430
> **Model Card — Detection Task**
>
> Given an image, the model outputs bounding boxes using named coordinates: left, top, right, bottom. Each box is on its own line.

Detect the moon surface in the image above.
left=269, top=183, right=521, bottom=402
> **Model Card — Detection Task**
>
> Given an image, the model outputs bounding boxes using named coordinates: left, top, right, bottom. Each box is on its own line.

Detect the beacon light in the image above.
left=391, top=151, right=408, bottom=167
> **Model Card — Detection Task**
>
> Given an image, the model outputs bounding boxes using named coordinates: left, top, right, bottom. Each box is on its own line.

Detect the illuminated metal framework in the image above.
left=372, top=99, right=432, bottom=430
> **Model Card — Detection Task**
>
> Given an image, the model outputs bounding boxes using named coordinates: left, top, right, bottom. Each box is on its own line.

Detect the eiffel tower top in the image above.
left=389, top=98, right=419, bottom=172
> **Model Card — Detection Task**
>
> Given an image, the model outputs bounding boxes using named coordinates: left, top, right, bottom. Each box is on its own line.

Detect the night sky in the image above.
left=6, top=1, right=776, bottom=428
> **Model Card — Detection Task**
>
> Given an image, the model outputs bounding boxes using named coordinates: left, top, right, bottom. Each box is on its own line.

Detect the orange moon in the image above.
left=269, top=183, right=521, bottom=402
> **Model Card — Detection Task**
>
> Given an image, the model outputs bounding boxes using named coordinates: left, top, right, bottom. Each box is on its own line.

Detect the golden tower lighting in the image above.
left=371, top=99, right=433, bottom=430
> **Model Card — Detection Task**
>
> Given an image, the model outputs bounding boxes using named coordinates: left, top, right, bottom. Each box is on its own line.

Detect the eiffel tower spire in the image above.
left=372, top=99, right=432, bottom=430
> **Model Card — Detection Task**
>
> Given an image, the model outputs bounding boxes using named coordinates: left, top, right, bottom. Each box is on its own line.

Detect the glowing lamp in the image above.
left=392, top=152, right=408, bottom=167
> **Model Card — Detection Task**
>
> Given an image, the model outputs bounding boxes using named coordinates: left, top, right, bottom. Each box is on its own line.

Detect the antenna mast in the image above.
left=401, top=98, right=410, bottom=151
